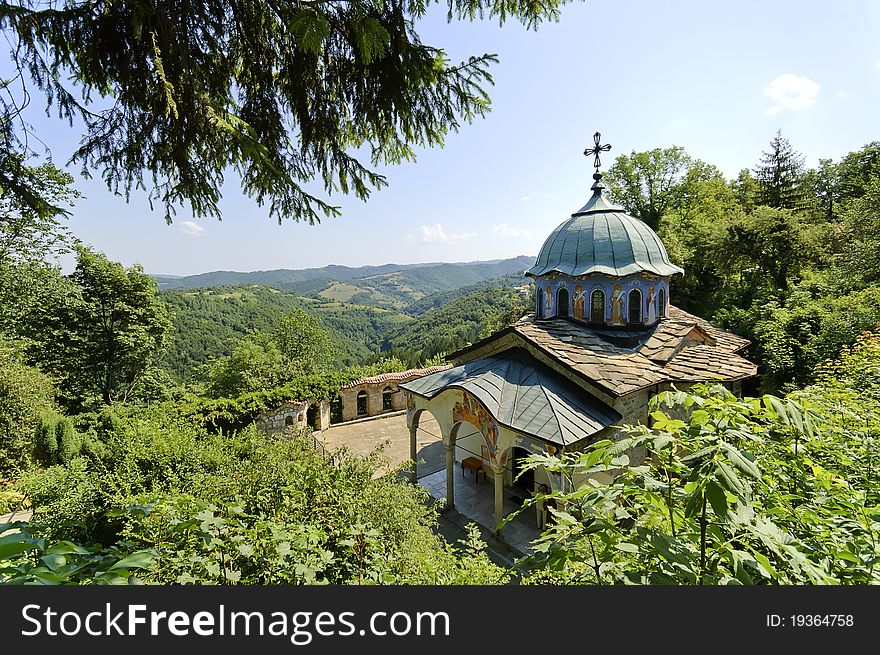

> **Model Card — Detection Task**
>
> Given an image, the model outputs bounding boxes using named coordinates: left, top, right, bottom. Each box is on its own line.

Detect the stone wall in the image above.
left=255, top=400, right=330, bottom=434
left=336, top=366, right=450, bottom=424
left=254, top=401, right=309, bottom=434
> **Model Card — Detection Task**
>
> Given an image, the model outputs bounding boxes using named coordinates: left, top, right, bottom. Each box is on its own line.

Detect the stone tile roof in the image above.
left=400, top=349, right=621, bottom=446
left=454, top=305, right=756, bottom=397
left=344, top=365, right=452, bottom=388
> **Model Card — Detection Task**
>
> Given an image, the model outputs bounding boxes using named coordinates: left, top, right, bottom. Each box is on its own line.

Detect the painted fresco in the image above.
left=534, top=273, right=669, bottom=325
left=610, top=283, right=625, bottom=325
left=645, top=285, right=658, bottom=323
left=573, top=284, right=585, bottom=321
left=452, top=390, right=505, bottom=466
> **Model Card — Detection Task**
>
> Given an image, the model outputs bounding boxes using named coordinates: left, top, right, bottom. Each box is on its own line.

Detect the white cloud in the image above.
left=494, top=224, right=531, bottom=238
left=178, top=220, right=205, bottom=236
left=763, top=74, right=821, bottom=114
left=520, top=192, right=550, bottom=202
left=417, top=224, right=476, bottom=245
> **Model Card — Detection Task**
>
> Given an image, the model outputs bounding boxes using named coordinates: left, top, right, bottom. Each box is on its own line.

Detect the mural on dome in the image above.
left=610, top=284, right=625, bottom=325
left=544, top=284, right=553, bottom=315
left=646, top=285, right=658, bottom=323
left=573, top=285, right=585, bottom=321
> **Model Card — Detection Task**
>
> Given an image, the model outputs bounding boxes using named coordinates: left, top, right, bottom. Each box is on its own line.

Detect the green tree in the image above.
left=835, top=141, right=880, bottom=206
left=722, top=205, right=814, bottom=292
left=0, top=333, right=58, bottom=475
left=54, top=246, right=174, bottom=406
left=0, top=160, right=80, bottom=266
left=1, top=0, right=572, bottom=223
left=659, top=176, right=744, bottom=316
left=604, top=146, right=722, bottom=231
left=753, top=130, right=808, bottom=211
left=204, top=331, right=285, bottom=398
left=273, top=309, right=334, bottom=375
left=839, top=178, right=880, bottom=284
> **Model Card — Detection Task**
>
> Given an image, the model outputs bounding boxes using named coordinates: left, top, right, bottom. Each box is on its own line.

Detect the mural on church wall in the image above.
left=573, top=284, right=585, bottom=321
left=610, top=283, right=625, bottom=325
left=452, top=390, right=505, bottom=467
left=534, top=272, right=668, bottom=325
left=646, top=285, right=658, bottom=323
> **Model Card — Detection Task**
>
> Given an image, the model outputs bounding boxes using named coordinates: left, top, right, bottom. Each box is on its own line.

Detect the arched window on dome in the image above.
left=590, top=289, right=605, bottom=323
left=536, top=287, right=544, bottom=318
left=659, top=287, right=667, bottom=318
left=628, top=289, right=642, bottom=324
left=556, top=287, right=569, bottom=318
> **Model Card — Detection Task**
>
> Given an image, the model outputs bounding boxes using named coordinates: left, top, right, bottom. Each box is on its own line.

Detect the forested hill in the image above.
left=159, top=277, right=532, bottom=379
left=154, top=255, right=534, bottom=309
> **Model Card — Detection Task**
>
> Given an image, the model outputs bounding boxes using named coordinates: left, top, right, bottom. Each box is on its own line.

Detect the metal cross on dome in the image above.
left=584, top=132, right=611, bottom=171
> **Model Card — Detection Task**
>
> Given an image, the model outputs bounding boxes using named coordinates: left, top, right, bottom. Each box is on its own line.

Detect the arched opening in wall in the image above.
left=330, top=396, right=342, bottom=424
left=590, top=289, right=605, bottom=323
left=356, top=390, right=368, bottom=417
left=382, top=386, right=394, bottom=412
left=556, top=287, right=569, bottom=318
left=284, top=415, right=295, bottom=428
left=536, top=288, right=544, bottom=318
left=628, top=289, right=642, bottom=324
left=511, top=447, right=535, bottom=493
left=659, top=287, right=666, bottom=318
left=306, top=404, right=320, bottom=430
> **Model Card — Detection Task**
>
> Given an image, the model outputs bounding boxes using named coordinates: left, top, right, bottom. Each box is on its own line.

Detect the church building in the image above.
left=400, top=133, right=757, bottom=536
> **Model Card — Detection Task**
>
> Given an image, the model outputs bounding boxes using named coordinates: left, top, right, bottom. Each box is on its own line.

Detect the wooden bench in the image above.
left=461, top=456, right=485, bottom=483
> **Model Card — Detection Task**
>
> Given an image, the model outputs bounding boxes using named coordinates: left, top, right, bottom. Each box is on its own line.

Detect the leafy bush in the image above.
left=14, top=406, right=508, bottom=585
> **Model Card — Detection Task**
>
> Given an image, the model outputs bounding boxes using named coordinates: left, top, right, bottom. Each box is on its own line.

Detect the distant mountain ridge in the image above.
left=153, top=256, right=535, bottom=309
left=153, top=256, right=534, bottom=290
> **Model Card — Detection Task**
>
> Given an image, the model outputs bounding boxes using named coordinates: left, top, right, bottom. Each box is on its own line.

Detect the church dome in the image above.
left=526, top=178, right=684, bottom=279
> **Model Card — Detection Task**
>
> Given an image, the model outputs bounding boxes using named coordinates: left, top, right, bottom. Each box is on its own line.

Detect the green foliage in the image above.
left=273, top=309, right=334, bottom=375
left=0, top=521, right=154, bottom=585
left=0, top=160, right=79, bottom=266
left=753, top=130, right=810, bottom=211
left=839, top=178, right=880, bottom=285
left=384, top=284, right=531, bottom=365
left=50, top=245, right=174, bottom=407
left=518, top=378, right=880, bottom=585
left=605, top=146, right=723, bottom=231
left=0, top=334, right=58, bottom=476
left=13, top=406, right=509, bottom=585
left=0, top=1, right=569, bottom=222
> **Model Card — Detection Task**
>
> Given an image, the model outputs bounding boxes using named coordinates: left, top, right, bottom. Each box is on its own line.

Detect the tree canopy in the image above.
left=0, top=0, right=574, bottom=223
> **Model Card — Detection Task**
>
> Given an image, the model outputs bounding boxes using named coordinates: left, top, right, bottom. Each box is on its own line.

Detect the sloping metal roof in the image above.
left=526, top=187, right=684, bottom=278
left=400, top=349, right=621, bottom=447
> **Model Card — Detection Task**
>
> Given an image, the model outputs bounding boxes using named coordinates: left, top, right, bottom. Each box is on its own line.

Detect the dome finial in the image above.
left=583, top=131, right=611, bottom=190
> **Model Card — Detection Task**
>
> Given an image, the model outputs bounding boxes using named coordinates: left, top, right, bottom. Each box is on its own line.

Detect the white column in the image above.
left=409, top=423, right=418, bottom=483
left=493, top=466, right=504, bottom=535
left=445, top=441, right=455, bottom=510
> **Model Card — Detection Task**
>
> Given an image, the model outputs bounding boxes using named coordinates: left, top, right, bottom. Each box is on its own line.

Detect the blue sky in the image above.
left=9, top=0, right=880, bottom=275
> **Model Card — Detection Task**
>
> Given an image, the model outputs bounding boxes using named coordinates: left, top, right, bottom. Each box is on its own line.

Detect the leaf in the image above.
left=705, top=480, right=729, bottom=519
left=720, top=443, right=761, bottom=480
left=46, top=541, right=91, bottom=556
left=109, top=551, right=155, bottom=571
left=40, top=553, right=67, bottom=571
left=750, top=550, right=777, bottom=580
left=715, top=461, right=746, bottom=497
left=0, top=537, right=38, bottom=561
